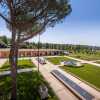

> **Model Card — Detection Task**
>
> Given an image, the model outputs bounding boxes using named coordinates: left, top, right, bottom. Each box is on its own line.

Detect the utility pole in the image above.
left=38, top=34, right=40, bottom=72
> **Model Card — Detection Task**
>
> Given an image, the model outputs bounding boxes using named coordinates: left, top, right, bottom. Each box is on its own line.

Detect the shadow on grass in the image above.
left=0, top=71, right=58, bottom=100
left=0, top=62, right=35, bottom=72
left=59, top=65, right=84, bottom=69
left=18, top=64, right=34, bottom=68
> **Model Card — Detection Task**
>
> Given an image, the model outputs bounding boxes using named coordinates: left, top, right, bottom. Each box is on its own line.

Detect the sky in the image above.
left=0, top=0, right=100, bottom=46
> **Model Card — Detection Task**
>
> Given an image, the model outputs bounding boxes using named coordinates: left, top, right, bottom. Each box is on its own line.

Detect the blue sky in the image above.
left=0, top=0, right=100, bottom=46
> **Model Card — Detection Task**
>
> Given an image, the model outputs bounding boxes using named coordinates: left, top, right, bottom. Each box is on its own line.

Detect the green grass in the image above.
left=0, top=59, right=35, bottom=71
left=47, top=57, right=100, bottom=89
left=0, top=71, right=58, bottom=100
left=46, top=57, right=72, bottom=65
left=60, top=64, right=100, bottom=89
left=70, top=53, right=100, bottom=61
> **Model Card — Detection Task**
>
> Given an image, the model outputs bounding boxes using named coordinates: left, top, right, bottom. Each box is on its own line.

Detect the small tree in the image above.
left=0, top=35, right=8, bottom=44
left=0, top=0, right=71, bottom=99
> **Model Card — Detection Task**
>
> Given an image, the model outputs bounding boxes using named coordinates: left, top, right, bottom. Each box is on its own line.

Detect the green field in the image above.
left=0, top=60, right=58, bottom=100
left=0, top=59, right=35, bottom=71
left=46, top=57, right=73, bottom=65
left=70, top=53, right=100, bottom=61
left=47, top=57, right=100, bottom=89
left=0, top=71, right=58, bottom=100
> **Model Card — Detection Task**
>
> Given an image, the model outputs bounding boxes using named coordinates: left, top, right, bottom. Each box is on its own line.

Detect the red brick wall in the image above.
left=0, top=50, right=60, bottom=58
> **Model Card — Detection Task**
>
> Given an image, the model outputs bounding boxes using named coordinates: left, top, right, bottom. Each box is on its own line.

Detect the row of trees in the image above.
left=0, top=35, right=99, bottom=54
left=0, top=35, right=11, bottom=46
left=13, top=42, right=100, bottom=54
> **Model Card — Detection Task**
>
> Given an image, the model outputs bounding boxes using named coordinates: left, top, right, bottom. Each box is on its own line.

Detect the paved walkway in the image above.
left=65, top=56, right=100, bottom=67
left=0, top=68, right=37, bottom=76
left=0, top=58, right=7, bottom=68
left=46, top=56, right=100, bottom=67
left=90, top=60, right=100, bottom=63
left=32, top=58, right=100, bottom=100
left=32, top=58, right=79, bottom=100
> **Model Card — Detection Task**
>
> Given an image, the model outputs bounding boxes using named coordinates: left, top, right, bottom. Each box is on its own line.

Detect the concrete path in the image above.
left=0, top=68, right=37, bottom=76
left=90, top=60, right=100, bottom=63
left=32, top=58, right=100, bottom=100
left=46, top=56, right=100, bottom=67
left=65, top=56, right=100, bottom=67
left=32, top=58, right=79, bottom=100
left=0, top=58, right=7, bottom=68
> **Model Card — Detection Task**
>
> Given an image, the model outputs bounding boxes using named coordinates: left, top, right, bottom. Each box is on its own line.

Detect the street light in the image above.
left=38, top=34, right=40, bottom=72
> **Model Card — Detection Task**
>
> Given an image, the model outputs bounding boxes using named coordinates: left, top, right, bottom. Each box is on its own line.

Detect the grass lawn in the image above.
left=0, top=71, right=58, bottom=100
left=46, top=57, right=72, bottom=65
left=0, top=59, right=35, bottom=71
left=60, top=64, right=100, bottom=89
left=47, top=57, right=100, bottom=89
left=70, top=53, right=100, bottom=61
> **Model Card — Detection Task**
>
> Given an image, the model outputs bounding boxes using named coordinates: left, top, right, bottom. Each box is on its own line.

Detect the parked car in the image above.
left=36, top=57, right=46, bottom=64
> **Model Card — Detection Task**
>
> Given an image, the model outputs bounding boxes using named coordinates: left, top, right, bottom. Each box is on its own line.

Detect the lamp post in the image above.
left=38, top=34, right=40, bottom=72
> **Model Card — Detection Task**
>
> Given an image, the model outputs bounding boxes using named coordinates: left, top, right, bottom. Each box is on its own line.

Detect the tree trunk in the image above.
left=9, top=42, right=18, bottom=100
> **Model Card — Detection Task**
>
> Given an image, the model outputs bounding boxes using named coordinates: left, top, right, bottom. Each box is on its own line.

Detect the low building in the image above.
left=0, top=49, right=63, bottom=58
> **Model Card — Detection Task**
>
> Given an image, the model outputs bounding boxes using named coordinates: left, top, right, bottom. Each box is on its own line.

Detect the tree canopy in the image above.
left=0, top=0, right=71, bottom=42
left=0, top=1, right=72, bottom=99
